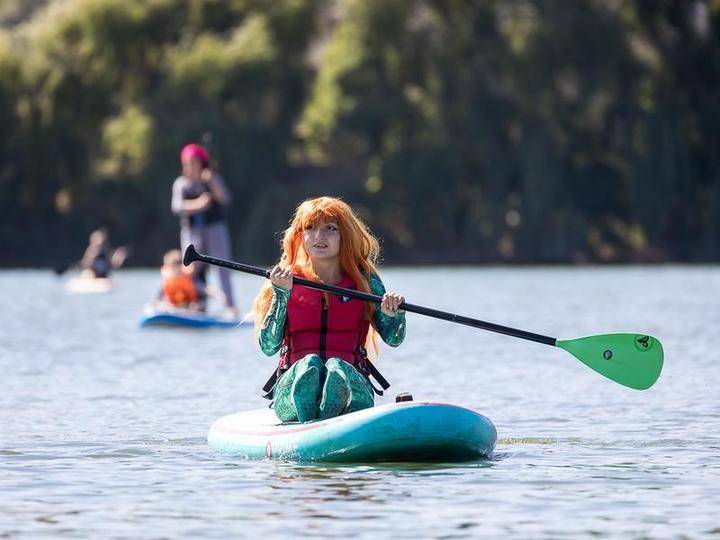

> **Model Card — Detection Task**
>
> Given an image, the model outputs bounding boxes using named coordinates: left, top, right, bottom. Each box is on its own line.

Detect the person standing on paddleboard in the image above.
left=253, top=196, right=406, bottom=423
left=171, top=143, right=236, bottom=315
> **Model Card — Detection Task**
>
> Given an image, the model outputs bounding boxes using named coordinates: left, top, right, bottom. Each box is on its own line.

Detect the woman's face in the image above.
left=303, top=220, right=341, bottom=261
left=182, top=157, right=203, bottom=181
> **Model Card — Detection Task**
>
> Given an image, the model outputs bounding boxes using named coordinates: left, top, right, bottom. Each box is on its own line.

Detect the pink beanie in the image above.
left=180, top=143, right=210, bottom=166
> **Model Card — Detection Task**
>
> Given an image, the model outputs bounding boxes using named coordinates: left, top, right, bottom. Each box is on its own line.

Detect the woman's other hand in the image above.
left=269, top=265, right=293, bottom=291
left=380, top=292, right=404, bottom=317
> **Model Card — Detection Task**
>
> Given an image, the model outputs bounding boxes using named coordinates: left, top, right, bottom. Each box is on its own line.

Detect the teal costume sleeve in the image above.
left=369, top=274, right=406, bottom=347
left=258, top=285, right=290, bottom=356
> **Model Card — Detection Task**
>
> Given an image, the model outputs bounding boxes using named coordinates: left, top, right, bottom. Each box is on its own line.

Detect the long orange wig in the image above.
left=253, top=197, right=381, bottom=345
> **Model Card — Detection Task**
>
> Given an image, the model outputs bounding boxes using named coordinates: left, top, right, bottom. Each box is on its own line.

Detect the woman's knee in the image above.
left=325, top=357, right=341, bottom=370
left=325, top=357, right=353, bottom=373
left=297, top=354, right=324, bottom=371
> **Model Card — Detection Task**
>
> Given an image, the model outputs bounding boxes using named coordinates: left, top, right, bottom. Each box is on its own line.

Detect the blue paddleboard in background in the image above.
left=139, top=306, right=251, bottom=329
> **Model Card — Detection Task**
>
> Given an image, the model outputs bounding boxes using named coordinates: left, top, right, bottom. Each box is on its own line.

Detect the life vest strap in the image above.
left=262, top=363, right=288, bottom=400
left=261, top=371, right=277, bottom=398
left=261, top=357, right=390, bottom=399
left=355, top=354, right=390, bottom=396
left=365, top=359, right=390, bottom=395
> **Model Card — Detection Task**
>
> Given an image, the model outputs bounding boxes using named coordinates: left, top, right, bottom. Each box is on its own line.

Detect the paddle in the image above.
left=184, top=244, right=663, bottom=390
left=53, top=261, right=76, bottom=276
left=55, top=246, right=131, bottom=276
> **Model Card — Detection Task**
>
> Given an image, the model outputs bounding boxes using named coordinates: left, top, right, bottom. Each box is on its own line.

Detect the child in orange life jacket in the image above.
left=158, top=249, right=201, bottom=309
left=253, top=197, right=406, bottom=423
left=156, top=249, right=225, bottom=311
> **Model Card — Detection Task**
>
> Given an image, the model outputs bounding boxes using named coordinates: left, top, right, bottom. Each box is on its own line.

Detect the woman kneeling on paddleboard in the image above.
left=253, top=197, right=406, bottom=423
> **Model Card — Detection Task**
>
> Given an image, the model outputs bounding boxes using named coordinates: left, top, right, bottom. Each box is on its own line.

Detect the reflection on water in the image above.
left=1, top=267, right=719, bottom=539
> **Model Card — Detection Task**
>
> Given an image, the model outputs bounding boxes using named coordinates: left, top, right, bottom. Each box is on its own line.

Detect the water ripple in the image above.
left=1, top=267, right=719, bottom=539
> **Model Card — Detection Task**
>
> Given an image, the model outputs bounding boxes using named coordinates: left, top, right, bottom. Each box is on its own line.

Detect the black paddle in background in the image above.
left=54, top=246, right=131, bottom=276
left=183, top=244, right=664, bottom=390
left=53, top=261, right=77, bottom=276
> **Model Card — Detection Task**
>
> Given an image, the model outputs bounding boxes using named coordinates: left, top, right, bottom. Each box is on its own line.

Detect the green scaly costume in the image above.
left=259, top=274, right=406, bottom=422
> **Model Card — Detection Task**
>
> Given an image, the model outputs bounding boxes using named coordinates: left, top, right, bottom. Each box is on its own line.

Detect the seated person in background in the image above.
left=80, top=228, right=128, bottom=279
left=156, top=249, right=225, bottom=312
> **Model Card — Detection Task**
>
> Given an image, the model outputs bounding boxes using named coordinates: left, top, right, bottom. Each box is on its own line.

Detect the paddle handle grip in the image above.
left=183, top=245, right=558, bottom=346
left=185, top=244, right=269, bottom=279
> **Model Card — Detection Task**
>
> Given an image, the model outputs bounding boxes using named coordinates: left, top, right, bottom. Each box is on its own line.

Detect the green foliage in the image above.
left=1, top=0, right=719, bottom=265
left=298, top=0, right=720, bottom=262
left=167, top=15, right=276, bottom=98
left=96, top=104, right=154, bottom=178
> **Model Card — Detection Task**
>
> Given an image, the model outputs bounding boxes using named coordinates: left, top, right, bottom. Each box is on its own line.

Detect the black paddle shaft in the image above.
left=183, top=244, right=558, bottom=346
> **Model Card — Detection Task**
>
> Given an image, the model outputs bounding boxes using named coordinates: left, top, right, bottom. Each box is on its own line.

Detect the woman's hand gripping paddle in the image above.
left=184, top=245, right=663, bottom=390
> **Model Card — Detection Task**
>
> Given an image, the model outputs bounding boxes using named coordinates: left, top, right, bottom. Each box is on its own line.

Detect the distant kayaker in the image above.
left=80, top=228, right=127, bottom=279
left=253, top=196, right=406, bottom=423
left=155, top=248, right=225, bottom=311
left=171, top=143, right=236, bottom=315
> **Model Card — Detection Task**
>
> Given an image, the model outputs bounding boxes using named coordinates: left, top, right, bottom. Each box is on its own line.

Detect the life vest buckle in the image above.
left=355, top=346, right=390, bottom=396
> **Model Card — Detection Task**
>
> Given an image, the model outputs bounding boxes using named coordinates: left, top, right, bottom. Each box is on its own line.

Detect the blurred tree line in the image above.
left=1, top=0, right=718, bottom=266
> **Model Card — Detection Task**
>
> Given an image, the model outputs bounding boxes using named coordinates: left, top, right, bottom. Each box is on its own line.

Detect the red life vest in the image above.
left=282, top=274, right=369, bottom=367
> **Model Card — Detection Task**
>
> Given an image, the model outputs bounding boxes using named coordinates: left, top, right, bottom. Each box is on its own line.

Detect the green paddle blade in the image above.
left=555, top=333, right=664, bottom=390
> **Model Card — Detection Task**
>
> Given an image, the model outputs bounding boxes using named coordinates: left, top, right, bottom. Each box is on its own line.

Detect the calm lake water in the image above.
left=1, top=266, right=718, bottom=539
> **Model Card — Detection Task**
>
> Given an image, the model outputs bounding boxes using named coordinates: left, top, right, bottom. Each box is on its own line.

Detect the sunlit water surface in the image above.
left=1, top=266, right=718, bottom=539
